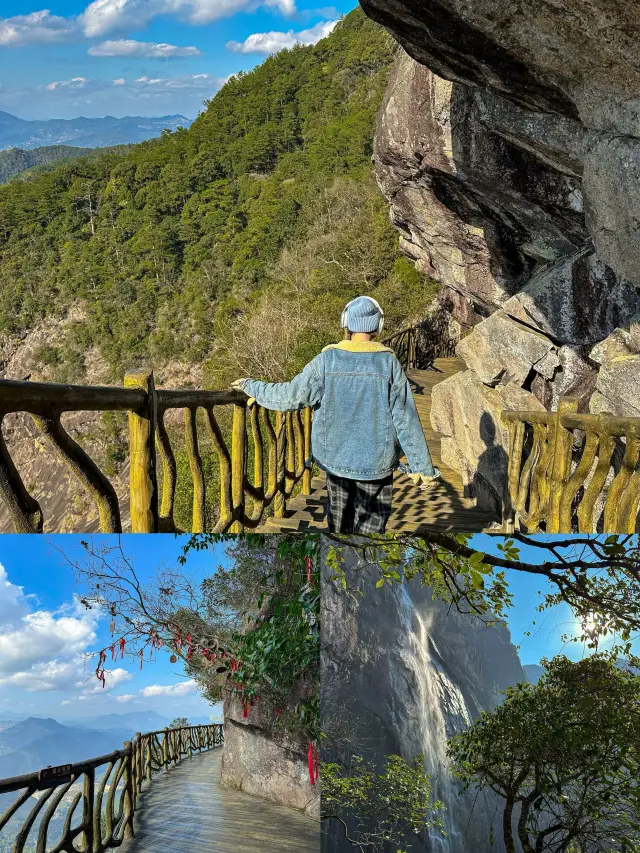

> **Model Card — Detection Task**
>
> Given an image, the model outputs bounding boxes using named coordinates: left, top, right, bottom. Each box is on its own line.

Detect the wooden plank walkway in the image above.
left=121, top=749, right=319, bottom=853
left=260, top=358, right=498, bottom=534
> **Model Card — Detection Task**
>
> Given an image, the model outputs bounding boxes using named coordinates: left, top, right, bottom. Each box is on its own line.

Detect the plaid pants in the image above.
left=326, top=472, right=393, bottom=534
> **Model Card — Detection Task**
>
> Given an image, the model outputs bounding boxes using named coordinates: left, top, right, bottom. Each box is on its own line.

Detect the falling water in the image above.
left=397, top=586, right=473, bottom=853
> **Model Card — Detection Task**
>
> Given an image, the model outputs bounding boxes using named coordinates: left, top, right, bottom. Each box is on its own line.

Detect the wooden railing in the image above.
left=0, top=370, right=312, bottom=533
left=503, top=398, right=640, bottom=533
left=0, top=723, right=223, bottom=853
left=382, top=309, right=457, bottom=371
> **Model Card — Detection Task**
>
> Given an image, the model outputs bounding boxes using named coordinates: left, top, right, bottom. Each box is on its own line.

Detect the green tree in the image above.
left=321, top=753, right=445, bottom=852
left=448, top=656, right=640, bottom=853
left=169, top=717, right=190, bottom=729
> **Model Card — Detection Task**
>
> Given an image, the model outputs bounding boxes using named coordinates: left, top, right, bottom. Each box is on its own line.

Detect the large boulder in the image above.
left=456, top=311, right=555, bottom=386
left=431, top=370, right=545, bottom=511
left=592, top=355, right=640, bottom=418
left=502, top=245, right=640, bottom=345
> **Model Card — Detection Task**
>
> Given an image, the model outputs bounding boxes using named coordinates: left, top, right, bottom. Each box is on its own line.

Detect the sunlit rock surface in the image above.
left=363, top=0, right=640, bottom=509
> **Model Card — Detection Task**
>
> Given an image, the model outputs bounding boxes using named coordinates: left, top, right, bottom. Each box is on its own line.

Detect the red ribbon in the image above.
left=307, top=743, right=316, bottom=785
left=305, top=556, right=312, bottom=586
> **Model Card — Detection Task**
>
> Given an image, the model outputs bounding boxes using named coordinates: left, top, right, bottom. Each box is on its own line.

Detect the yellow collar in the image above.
left=322, top=340, right=393, bottom=354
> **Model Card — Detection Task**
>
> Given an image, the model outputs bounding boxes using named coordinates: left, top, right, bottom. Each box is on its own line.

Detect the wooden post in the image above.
left=274, top=412, right=285, bottom=518
left=145, top=739, right=152, bottom=783
left=230, top=403, right=246, bottom=533
left=547, top=397, right=579, bottom=533
left=135, top=734, right=143, bottom=792
left=302, top=408, right=312, bottom=495
left=184, top=408, right=206, bottom=533
left=82, top=768, right=95, bottom=853
left=125, top=370, right=158, bottom=532
left=162, top=728, right=169, bottom=770
left=123, top=743, right=135, bottom=840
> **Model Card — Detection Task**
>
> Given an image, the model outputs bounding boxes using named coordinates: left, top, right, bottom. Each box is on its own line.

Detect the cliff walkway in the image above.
left=259, top=357, right=498, bottom=533
left=0, top=317, right=638, bottom=533
left=0, top=724, right=318, bottom=853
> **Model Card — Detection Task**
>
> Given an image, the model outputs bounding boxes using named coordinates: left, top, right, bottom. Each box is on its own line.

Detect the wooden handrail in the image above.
left=0, top=371, right=312, bottom=534
left=503, top=397, right=640, bottom=533
left=381, top=311, right=457, bottom=370
left=0, top=723, right=223, bottom=853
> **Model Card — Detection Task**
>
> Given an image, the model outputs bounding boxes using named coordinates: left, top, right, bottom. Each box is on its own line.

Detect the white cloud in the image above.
left=227, top=18, right=337, bottom=54
left=141, top=679, right=199, bottom=697
left=113, top=77, right=126, bottom=85
left=89, top=39, right=200, bottom=58
left=1, top=658, right=89, bottom=692
left=47, top=77, right=88, bottom=91
left=0, top=567, right=98, bottom=676
left=116, top=693, right=135, bottom=703
left=0, top=10, right=79, bottom=46
left=80, top=0, right=297, bottom=38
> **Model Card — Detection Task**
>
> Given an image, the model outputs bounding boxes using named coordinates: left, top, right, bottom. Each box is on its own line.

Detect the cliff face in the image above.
left=321, top=543, right=525, bottom=853
left=363, top=0, right=640, bottom=510
left=221, top=693, right=320, bottom=819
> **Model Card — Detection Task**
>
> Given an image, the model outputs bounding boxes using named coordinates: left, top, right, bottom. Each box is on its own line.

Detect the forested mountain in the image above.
left=0, top=717, right=132, bottom=777
left=0, top=112, right=191, bottom=151
left=0, top=9, right=436, bottom=386
left=0, top=146, right=95, bottom=184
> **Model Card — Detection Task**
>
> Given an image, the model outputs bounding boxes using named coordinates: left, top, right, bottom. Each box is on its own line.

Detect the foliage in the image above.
left=0, top=10, right=437, bottom=382
left=65, top=533, right=320, bottom=743
left=448, top=655, right=640, bottom=853
left=184, top=534, right=320, bottom=739
left=169, top=717, right=190, bottom=728
left=325, top=533, right=640, bottom=658
left=0, top=145, right=94, bottom=184
left=321, top=753, right=444, bottom=852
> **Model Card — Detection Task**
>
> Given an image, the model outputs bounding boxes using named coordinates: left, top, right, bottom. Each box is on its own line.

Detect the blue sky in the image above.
left=0, top=535, right=230, bottom=721
left=471, top=534, right=640, bottom=666
left=0, top=0, right=357, bottom=120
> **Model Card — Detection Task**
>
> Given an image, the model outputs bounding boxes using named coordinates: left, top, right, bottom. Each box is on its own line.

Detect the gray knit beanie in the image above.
left=342, top=296, right=383, bottom=333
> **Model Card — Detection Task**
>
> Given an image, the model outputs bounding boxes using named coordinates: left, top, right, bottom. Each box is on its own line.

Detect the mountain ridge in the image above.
left=0, top=111, right=192, bottom=150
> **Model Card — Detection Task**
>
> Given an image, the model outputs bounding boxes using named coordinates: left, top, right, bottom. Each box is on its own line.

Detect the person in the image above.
left=232, top=296, right=440, bottom=533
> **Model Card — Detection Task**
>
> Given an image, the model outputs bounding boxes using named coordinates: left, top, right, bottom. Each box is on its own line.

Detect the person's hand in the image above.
left=409, top=470, right=441, bottom=491
left=231, top=379, right=256, bottom=408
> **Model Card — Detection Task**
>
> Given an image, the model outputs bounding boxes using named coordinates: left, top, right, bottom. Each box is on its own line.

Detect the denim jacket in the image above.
left=241, top=341, right=437, bottom=481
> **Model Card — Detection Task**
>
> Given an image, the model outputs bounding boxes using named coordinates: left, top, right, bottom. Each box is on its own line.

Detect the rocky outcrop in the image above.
left=221, top=693, right=320, bottom=819
left=321, top=541, right=525, bottom=853
left=364, top=0, right=640, bottom=510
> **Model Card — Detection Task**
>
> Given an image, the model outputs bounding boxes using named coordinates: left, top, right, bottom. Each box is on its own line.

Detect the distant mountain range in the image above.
left=0, top=711, right=217, bottom=779
left=0, top=111, right=192, bottom=151
left=0, top=717, right=132, bottom=779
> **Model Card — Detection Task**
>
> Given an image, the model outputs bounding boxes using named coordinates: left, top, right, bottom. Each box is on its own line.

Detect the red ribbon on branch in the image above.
left=305, top=556, right=313, bottom=586
left=307, top=742, right=317, bottom=785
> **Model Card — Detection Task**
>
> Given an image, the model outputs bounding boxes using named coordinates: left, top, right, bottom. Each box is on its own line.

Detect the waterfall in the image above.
left=398, top=586, right=475, bottom=853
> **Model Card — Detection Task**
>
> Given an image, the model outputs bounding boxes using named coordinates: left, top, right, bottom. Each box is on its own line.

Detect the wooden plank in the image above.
left=121, top=749, right=319, bottom=853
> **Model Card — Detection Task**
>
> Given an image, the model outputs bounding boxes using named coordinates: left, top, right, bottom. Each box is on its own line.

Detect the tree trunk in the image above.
left=503, top=798, right=517, bottom=853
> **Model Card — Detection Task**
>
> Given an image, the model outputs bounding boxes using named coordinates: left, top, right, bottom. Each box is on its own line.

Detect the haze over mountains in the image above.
left=0, top=711, right=215, bottom=779
left=0, top=112, right=192, bottom=151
